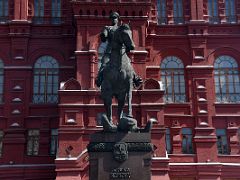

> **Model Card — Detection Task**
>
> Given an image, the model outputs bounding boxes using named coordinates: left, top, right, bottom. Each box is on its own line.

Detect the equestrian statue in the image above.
left=96, top=12, right=156, bottom=132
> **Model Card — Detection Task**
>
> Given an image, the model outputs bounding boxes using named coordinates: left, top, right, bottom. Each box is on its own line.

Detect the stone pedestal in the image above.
left=88, top=132, right=153, bottom=180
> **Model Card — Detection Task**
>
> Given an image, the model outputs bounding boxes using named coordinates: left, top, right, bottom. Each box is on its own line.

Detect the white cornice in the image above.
left=186, top=65, right=214, bottom=69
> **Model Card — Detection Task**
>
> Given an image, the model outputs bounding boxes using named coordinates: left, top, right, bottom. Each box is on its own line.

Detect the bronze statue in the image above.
left=96, top=12, right=154, bottom=132
left=96, top=12, right=142, bottom=88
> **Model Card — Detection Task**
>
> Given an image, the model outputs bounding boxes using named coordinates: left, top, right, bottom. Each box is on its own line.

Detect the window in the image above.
left=182, top=128, right=193, bottom=154
left=157, top=0, right=167, bottom=24
left=0, top=130, right=3, bottom=157
left=50, top=129, right=58, bottom=155
left=160, top=56, right=186, bottom=103
left=216, top=129, right=229, bottom=154
left=52, top=0, right=61, bottom=24
left=208, top=0, right=219, bottom=24
left=225, top=0, right=236, bottom=23
left=27, top=129, right=40, bottom=156
left=0, top=0, right=8, bottom=22
left=166, top=128, right=171, bottom=153
left=33, top=56, right=59, bottom=104
left=0, top=60, right=3, bottom=103
left=34, top=0, right=44, bottom=24
left=173, top=0, right=184, bottom=24
left=214, top=56, right=240, bottom=103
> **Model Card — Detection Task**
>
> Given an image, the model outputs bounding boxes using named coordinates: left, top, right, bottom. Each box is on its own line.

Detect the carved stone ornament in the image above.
left=113, top=142, right=128, bottom=162
left=87, top=142, right=154, bottom=152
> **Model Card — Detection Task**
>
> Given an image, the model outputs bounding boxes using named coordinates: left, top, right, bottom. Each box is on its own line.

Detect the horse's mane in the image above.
left=119, top=24, right=131, bottom=31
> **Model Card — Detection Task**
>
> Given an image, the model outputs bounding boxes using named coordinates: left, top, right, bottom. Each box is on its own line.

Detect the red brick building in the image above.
left=0, top=0, right=240, bottom=180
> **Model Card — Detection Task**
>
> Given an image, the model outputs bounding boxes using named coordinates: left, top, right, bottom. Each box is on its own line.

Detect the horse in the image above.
left=100, top=24, right=135, bottom=125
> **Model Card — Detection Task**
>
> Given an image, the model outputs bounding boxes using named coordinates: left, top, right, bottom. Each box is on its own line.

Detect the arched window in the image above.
left=0, top=60, right=4, bottom=103
left=33, top=56, right=59, bottom=104
left=214, top=55, right=240, bottom=103
left=160, top=56, right=186, bottom=103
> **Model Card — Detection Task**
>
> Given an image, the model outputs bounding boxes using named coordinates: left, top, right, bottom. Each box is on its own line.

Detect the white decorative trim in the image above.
left=66, top=119, right=76, bottom=123
left=199, top=110, right=208, bottom=114
left=10, top=122, right=20, bottom=127
left=194, top=136, right=216, bottom=138
left=11, top=109, right=21, bottom=114
left=186, top=65, right=213, bottom=69
left=13, top=85, right=22, bottom=90
left=169, top=162, right=240, bottom=166
left=152, top=157, right=170, bottom=160
left=198, top=98, right=207, bottom=102
left=130, top=50, right=148, bottom=54
left=215, top=114, right=240, bottom=117
left=0, top=164, right=55, bottom=168
left=12, top=98, right=22, bottom=102
left=56, top=149, right=88, bottom=161
left=146, top=66, right=160, bottom=69
left=75, top=50, right=97, bottom=53
left=14, top=56, right=24, bottom=60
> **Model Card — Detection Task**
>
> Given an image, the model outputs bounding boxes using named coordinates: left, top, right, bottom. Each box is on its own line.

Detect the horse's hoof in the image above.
left=142, top=118, right=158, bottom=132
left=104, top=124, right=117, bottom=133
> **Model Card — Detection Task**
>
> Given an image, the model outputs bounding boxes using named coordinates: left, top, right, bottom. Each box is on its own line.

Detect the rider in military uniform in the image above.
left=95, top=12, right=143, bottom=88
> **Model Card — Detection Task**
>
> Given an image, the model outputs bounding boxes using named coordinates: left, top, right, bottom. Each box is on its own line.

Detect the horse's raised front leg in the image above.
left=104, top=97, right=113, bottom=124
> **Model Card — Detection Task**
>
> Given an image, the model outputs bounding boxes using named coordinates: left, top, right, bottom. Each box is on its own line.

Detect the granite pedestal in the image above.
left=88, top=132, right=153, bottom=180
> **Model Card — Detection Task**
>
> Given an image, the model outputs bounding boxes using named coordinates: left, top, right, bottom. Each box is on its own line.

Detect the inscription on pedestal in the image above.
left=110, top=168, right=131, bottom=179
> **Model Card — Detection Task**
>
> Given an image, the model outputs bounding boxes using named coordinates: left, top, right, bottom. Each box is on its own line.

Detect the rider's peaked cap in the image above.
left=109, top=12, right=120, bottom=19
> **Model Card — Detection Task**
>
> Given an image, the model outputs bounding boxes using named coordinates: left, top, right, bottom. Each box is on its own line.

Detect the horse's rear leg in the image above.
left=104, top=98, right=113, bottom=124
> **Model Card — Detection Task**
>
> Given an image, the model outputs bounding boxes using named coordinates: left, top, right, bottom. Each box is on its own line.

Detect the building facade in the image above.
left=0, top=0, right=239, bottom=179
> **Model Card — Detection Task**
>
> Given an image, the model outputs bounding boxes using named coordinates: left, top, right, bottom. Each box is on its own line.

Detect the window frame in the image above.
left=173, top=0, right=184, bottom=24
left=50, top=129, right=58, bottom=156
left=181, top=128, right=194, bottom=154
left=32, top=56, right=59, bottom=104
left=216, top=129, right=229, bottom=155
left=160, top=56, right=186, bottom=103
left=27, top=129, right=40, bottom=156
left=208, top=0, right=220, bottom=24
left=165, top=128, right=172, bottom=154
left=33, top=0, right=44, bottom=24
left=225, top=0, right=236, bottom=23
left=214, top=55, right=240, bottom=103
left=0, top=0, right=8, bottom=22
left=157, top=0, right=167, bottom=25
left=51, top=0, right=61, bottom=24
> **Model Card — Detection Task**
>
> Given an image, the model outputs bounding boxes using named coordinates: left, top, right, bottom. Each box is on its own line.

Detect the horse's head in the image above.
left=118, top=24, right=135, bottom=52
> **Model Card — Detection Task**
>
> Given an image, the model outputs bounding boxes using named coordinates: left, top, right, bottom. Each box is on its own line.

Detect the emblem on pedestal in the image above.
left=113, top=142, right=128, bottom=162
